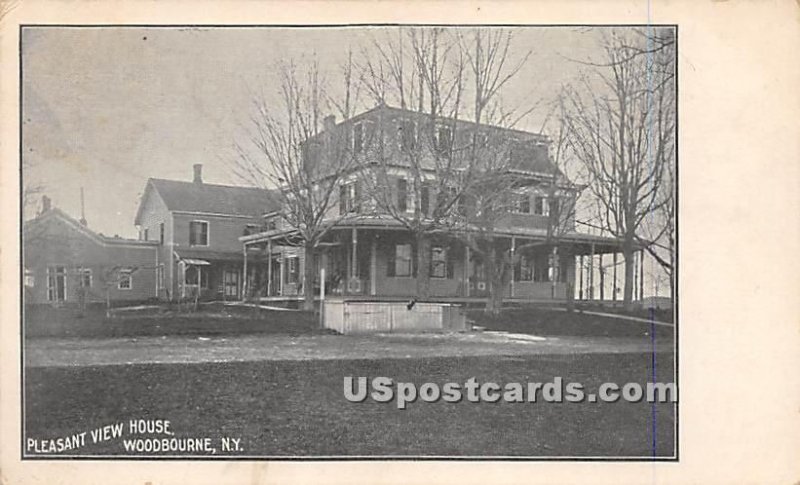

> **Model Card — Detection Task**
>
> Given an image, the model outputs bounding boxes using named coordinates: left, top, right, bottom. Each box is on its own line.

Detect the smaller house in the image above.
left=24, top=197, right=159, bottom=305
left=133, top=164, right=277, bottom=301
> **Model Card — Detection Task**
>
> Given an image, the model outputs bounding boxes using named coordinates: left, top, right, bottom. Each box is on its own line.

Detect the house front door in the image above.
left=223, top=269, right=240, bottom=299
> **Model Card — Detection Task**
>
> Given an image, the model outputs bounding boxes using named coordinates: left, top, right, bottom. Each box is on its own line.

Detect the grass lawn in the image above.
left=25, top=352, right=675, bottom=458
left=469, top=308, right=674, bottom=339
left=24, top=304, right=325, bottom=339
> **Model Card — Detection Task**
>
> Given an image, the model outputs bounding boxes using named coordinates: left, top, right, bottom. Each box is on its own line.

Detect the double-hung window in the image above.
left=396, top=179, right=408, bottom=213
left=387, top=243, right=413, bottom=277
left=189, top=221, right=209, bottom=246
left=435, top=124, right=453, bottom=155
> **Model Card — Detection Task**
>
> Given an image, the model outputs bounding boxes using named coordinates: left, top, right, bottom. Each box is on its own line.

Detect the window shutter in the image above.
left=397, top=179, right=407, bottom=212
left=446, top=248, right=455, bottom=279
left=420, top=186, right=430, bottom=217
left=354, top=181, right=362, bottom=212
left=339, top=185, right=348, bottom=215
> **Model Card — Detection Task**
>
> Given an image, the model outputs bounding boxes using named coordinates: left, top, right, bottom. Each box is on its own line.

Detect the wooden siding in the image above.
left=24, top=215, right=157, bottom=304
left=172, top=213, right=261, bottom=253
left=323, top=300, right=466, bottom=334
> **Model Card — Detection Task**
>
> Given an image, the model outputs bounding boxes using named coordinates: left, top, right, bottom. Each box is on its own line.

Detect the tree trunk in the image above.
left=302, top=242, right=316, bottom=312
left=622, top=241, right=635, bottom=311
left=484, top=244, right=505, bottom=315
left=415, top=233, right=431, bottom=300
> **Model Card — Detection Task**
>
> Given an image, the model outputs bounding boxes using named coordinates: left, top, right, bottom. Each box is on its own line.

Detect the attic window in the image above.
left=472, top=132, right=488, bottom=148
left=435, top=124, right=453, bottom=155
left=353, top=120, right=374, bottom=154
left=397, top=119, right=416, bottom=151
left=533, top=196, right=549, bottom=216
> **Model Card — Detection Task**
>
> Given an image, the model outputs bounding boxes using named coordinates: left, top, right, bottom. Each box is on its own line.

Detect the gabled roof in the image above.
left=26, top=207, right=157, bottom=247
left=135, top=178, right=277, bottom=224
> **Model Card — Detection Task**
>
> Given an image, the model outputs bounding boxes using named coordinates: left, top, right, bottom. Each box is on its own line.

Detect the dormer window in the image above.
left=512, top=193, right=531, bottom=214
left=435, top=124, right=453, bottom=155
left=472, top=131, right=488, bottom=148
left=353, top=120, right=374, bottom=154
left=397, top=119, right=416, bottom=151
left=339, top=181, right=361, bottom=215
left=533, top=196, right=549, bottom=216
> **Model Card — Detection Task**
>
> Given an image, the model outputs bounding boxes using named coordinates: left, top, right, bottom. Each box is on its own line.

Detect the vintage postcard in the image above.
left=1, top=1, right=798, bottom=484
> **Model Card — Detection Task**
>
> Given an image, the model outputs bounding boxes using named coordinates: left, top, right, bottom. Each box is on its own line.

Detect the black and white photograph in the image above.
left=18, top=24, right=679, bottom=460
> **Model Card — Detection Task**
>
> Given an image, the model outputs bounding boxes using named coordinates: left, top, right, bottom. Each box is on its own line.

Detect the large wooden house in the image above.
left=240, top=105, right=625, bottom=303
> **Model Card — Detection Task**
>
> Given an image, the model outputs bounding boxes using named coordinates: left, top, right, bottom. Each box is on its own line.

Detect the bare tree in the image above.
left=459, top=97, right=582, bottom=314
left=564, top=27, right=676, bottom=310
left=234, top=58, right=359, bottom=311
left=358, top=27, right=470, bottom=299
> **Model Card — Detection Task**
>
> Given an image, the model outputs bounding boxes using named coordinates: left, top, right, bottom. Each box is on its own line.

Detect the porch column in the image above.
left=612, top=252, right=618, bottom=301
left=279, top=252, right=285, bottom=296
left=510, top=236, right=516, bottom=298
left=636, top=251, right=639, bottom=300
left=242, top=243, right=248, bottom=301
left=464, top=243, right=470, bottom=298
left=578, top=254, right=584, bottom=300
left=267, top=239, right=273, bottom=297
left=588, top=243, right=595, bottom=300
left=351, top=228, right=358, bottom=283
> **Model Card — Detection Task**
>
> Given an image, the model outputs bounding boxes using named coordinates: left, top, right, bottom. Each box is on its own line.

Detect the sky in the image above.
left=22, top=26, right=607, bottom=239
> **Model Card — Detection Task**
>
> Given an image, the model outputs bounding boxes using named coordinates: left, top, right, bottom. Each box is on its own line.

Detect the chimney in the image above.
left=40, top=195, right=51, bottom=214
left=323, top=115, right=336, bottom=133
left=79, top=187, right=87, bottom=226
left=193, top=164, right=203, bottom=184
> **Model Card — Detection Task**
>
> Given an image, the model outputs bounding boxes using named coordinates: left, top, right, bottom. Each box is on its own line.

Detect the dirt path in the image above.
left=25, top=332, right=674, bottom=367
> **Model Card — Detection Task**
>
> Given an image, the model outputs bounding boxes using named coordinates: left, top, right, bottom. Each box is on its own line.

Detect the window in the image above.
left=387, top=243, right=413, bottom=277
left=24, top=268, right=35, bottom=288
left=79, top=268, right=92, bottom=288
left=118, top=269, right=132, bottom=290
left=157, top=265, right=165, bottom=290
left=189, top=221, right=209, bottom=246
left=397, top=178, right=408, bottom=212
left=47, top=266, right=66, bottom=302
left=513, top=193, right=531, bottom=214
left=514, top=255, right=533, bottom=281
left=159, top=223, right=165, bottom=244
left=184, top=266, right=208, bottom=288
left=473, top=132, right=488, bottom=148
left=435, top=124, right=453, bottom=155
left=533, top=196, right=549, bottom=216
left=353, top=120, right=374, bottom=154
left=339, top=181, right=360, bottom=215
left=398, top=119, right=416, bottom=151
left=143, top=228, right=149, bottom=241
left=420, top=184, right=431, bottom=217
left=287, top=257, right=299, bottom=284
left=430, top=246, right=454, bottom=279
left=533, top=253, right=550, bottom=282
